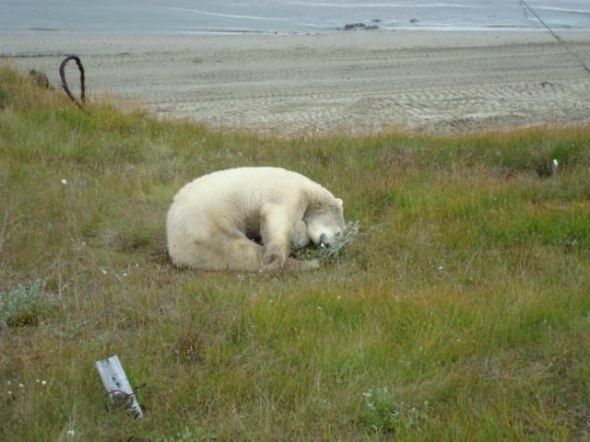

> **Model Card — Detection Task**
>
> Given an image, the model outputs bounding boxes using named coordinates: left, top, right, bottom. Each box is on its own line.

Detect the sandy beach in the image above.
left=2, top=30, right=590, bottom=135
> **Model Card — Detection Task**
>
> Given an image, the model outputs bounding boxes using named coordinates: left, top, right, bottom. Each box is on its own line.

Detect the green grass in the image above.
left=1, top=64, right=589, bottom=441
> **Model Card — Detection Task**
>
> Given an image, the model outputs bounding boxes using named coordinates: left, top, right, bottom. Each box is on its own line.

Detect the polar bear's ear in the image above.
left=336, top=198, right=343, bottom=208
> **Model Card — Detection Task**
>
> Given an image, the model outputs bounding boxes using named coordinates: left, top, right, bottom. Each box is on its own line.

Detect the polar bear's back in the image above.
left=173, top=167, right=313, bottom=207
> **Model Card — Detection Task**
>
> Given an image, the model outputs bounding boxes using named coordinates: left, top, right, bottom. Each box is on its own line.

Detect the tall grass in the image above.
left=1, top=65, right=589, bottom=440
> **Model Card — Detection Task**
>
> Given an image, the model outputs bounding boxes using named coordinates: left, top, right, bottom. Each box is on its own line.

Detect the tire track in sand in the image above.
left=5, top=32, right=590, bottom=134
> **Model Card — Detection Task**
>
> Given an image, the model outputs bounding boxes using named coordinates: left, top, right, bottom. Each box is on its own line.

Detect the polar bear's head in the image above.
left=304, top=198, right=345, bottom=248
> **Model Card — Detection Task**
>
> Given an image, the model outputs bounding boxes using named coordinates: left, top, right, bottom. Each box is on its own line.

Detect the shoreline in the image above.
left=2, top=27, right=590, bottom=37
left=2, top=30, right=590, bottom=135
left=9, top=27, right=566, bottom=38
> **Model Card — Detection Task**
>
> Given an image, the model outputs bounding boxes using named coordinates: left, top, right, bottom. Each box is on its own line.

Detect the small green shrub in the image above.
left=0, top=280, right=56, bottom=327
left=359, top=387, right=424, bottom=435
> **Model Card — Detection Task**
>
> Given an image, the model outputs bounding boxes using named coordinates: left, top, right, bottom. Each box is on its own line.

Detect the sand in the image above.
left=2, top=30, right=590, bottom=135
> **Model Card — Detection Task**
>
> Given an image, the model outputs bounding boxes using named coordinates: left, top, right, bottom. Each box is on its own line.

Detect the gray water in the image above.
left=1, top=0, right=589, bottom=34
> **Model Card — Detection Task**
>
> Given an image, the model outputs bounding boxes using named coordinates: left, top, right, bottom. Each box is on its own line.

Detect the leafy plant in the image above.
left=0, top=280, right=56, bottom=327
left=360, top=387, right=423, bottom=434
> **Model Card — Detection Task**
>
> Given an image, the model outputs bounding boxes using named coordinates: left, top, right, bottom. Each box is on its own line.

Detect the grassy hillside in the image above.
left=1, top=65, right=589, bottom=441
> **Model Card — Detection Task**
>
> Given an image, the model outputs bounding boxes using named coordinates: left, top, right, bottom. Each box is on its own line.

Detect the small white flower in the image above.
left=36, top=379, right=40, bottom=383
left=18, top=383, right=24, bottom=388
left=100, top=268, right=107, bottom=275
left=438, top=266, right=444, bottom=271
left=67, top=430, right=75, bottom=436
left=7, top=390, right=13, bottom=395
left=41, top=380, right=47, bottom=386
left=551, top=159, right=559, bottom=175
left=362, top=392, right=372, bottom=397
left=61, top=179, right=68, bottom=185
left=122, top=272, right=129, bottom=277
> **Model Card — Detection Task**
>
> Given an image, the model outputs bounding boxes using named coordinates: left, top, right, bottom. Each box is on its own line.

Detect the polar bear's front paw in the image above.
left=258, top=261, right=284, bottom=274
left=285, top=258, right=319, bottom=272
left=263, top=244, right=288, bottom=267
left=258, top=258, right=319, bottom=273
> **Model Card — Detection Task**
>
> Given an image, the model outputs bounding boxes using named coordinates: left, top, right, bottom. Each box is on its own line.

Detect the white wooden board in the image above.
left=95, top=355, right=143, bottom=419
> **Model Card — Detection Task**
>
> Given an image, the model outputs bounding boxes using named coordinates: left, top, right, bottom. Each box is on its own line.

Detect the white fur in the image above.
left=166, top=167, right=344, bottom=272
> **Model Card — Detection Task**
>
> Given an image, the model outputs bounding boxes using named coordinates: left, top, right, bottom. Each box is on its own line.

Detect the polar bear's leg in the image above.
left=258, top=205, right=319, bottom=272
left=259, top=205, right=294, bottom=270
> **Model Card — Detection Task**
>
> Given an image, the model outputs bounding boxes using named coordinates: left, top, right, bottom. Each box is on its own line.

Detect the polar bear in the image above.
left=166, top=167, right=345, bottom=272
